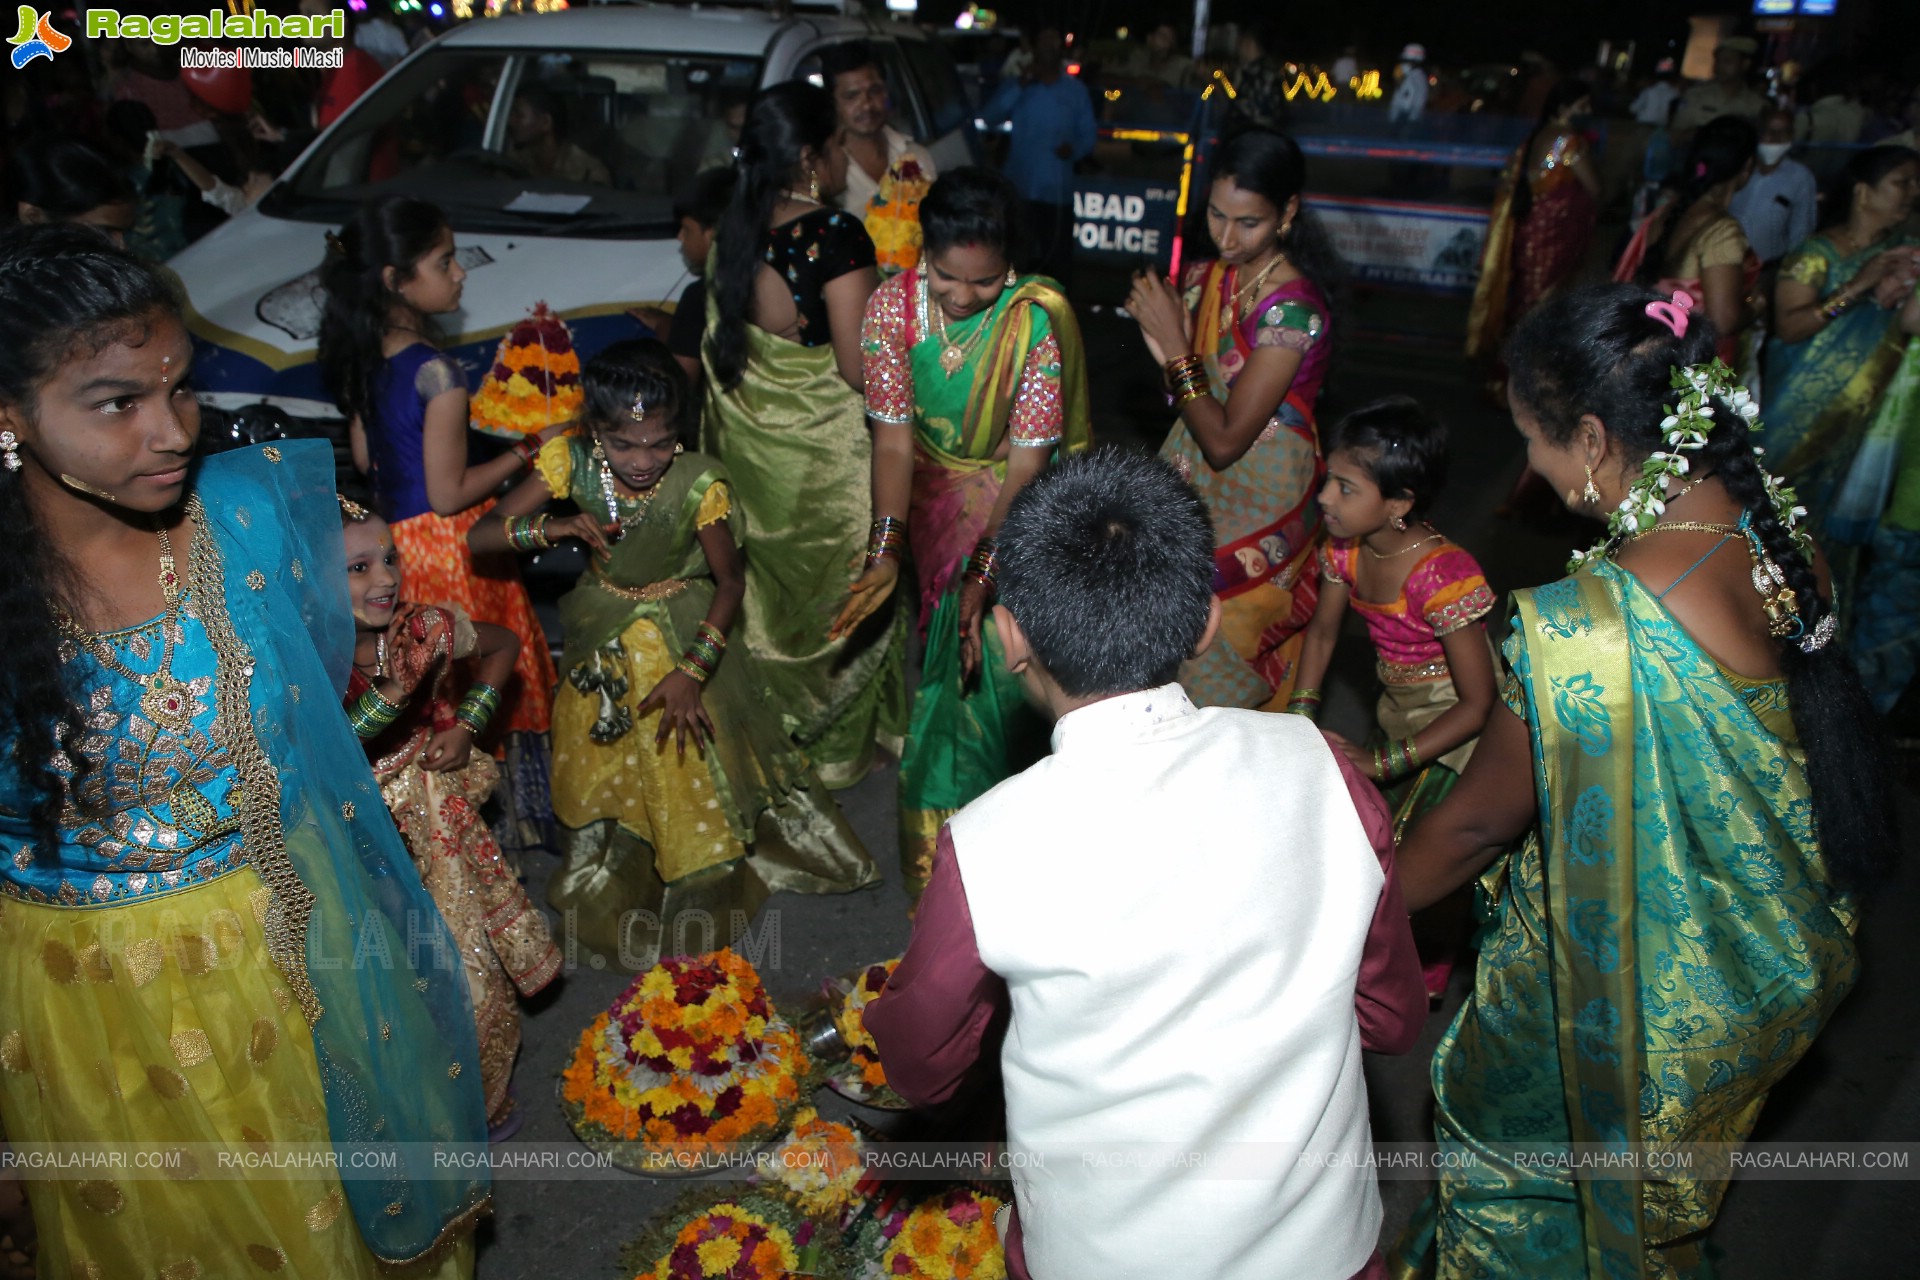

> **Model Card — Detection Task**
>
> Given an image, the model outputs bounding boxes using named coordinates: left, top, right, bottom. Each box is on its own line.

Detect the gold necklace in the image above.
left=355, top=633, right=388, bottom=680
left=923, top=273, right=995, bottom=378
left=596, top=444, right=659, bottom=535
left=1232, top=252, right=1286, bottom=313
left=56, top=519, right=196, bottom=734
left=1628, top=520, right=1740, bottom=539
left=1363, top=530, right=1445, bottom=560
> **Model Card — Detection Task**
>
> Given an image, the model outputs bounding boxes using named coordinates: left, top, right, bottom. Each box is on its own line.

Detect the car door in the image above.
left=895, top=34, right=978, bottom=171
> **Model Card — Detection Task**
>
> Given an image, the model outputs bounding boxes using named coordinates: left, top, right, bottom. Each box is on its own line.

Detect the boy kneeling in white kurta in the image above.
left=867, top=447, right=1427, bottom=1280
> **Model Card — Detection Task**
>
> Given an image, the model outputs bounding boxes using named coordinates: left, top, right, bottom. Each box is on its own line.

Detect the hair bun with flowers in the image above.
left=1567, top=357, right=1829, bottom=652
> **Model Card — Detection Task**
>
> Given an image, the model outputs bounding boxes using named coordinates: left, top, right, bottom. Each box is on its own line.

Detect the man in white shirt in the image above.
left=1631, top=59, right=1681, bottom=126
left=1730, top=105, right=1819, bottom=264
left=820, top=42, right=937, bottom=221
left=868, top=448, right=1426, bottom=1280
left=1389, top=44, right=1429, bottom=124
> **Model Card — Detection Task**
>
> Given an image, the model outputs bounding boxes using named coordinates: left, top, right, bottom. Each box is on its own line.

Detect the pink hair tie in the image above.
left=1645, top=290, right=1694, bottom=338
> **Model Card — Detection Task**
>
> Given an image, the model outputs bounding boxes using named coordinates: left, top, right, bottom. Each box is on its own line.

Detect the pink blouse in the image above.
left=1321, top=539, right=1496, bottom=671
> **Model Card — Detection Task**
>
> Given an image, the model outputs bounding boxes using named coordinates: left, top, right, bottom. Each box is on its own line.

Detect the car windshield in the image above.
left=267, top=46, right=760, bottom=236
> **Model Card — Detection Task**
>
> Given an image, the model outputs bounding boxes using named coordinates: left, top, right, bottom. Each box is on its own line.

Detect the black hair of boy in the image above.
left=1328, top=395, right=1449, bottom=518
left=673, top=166, right=738, bottom=231
left=582, top=337, right=689, bottom=438
left=997, top=446, right=1216, bottom=698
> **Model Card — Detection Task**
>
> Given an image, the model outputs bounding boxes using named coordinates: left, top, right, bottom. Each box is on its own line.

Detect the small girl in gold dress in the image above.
left=340, top=495, right=561, bottom=1139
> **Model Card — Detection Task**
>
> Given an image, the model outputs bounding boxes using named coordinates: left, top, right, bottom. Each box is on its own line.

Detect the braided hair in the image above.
left=0, top=224, right=180, bottom=854
left=1507, top=281, right=1897, bottom=892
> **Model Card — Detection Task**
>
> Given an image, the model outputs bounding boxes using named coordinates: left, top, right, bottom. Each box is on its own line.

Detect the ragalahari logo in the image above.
left=9, top=6, right=71, bottom=68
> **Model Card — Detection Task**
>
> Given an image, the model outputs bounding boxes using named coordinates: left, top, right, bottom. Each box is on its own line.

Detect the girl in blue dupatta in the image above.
left=1389, top=283, right=1895, bottom=1280
left=0, top=227, right=487, bottom=1277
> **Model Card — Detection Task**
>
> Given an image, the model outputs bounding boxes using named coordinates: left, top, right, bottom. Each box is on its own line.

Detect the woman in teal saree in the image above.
left=1760, top=145, right=1920, bottom=538
left=1390, top=284, right=1893, bottom=1280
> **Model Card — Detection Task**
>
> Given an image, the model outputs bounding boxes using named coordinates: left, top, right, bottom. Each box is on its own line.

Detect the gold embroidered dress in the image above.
left=349, top=603, right=562, bottom=1127
left=538, top=438, right=877, bottom=957
left=0, top=443, right=486, bottom=1277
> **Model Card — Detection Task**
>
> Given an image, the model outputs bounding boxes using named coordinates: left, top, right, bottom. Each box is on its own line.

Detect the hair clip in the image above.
left=629, top=391, right=648, bottom=422
left=1645, top=289, right=1694, bottom=338
left=324, top=230, right=348, bottom=257
left=337, top=493, right=371, bottom=520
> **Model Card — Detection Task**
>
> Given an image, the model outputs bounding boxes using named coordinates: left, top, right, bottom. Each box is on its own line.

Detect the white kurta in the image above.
left=838, top=126, right=937, bottom=218
left=950, top=684, right=1385, bottom=1280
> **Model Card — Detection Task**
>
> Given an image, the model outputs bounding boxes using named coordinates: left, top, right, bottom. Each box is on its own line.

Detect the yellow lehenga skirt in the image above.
left=0, top=866, right=473, bottom=1278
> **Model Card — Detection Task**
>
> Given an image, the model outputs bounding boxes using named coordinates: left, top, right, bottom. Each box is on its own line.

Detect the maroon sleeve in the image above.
left=1323, top=733, right=1428, bottom=1055
left=863, top=825, right=1007, bottom=1108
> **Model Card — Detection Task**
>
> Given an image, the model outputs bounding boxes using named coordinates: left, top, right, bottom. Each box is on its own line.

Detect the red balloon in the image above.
left=180, top=66, right=252, bottom=117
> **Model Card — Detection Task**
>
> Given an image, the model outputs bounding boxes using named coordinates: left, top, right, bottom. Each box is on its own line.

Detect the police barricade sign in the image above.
left=1303, top=195, right=1489, bottom=295
left=1072, top=180, right=1180, bottom=269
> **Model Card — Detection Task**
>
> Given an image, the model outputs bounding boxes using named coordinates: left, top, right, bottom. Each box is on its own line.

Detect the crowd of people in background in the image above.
left=0, top=7, right=1914, bottom=1280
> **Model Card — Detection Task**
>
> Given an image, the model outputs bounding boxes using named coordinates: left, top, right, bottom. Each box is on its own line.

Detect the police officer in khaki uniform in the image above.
left=1673, top=36, right=1768, bottom=135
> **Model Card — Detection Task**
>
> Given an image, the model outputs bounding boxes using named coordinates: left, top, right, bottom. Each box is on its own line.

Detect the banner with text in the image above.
left=1303, top=196, right=1489, bottom=295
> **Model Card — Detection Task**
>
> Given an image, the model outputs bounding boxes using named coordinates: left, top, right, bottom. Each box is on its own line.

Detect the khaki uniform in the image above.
left=1673, top=82, right=1768, bottom=134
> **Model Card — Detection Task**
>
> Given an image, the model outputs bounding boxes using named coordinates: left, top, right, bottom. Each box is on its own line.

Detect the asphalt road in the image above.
left=475, top=293, right=1917, bottom=1277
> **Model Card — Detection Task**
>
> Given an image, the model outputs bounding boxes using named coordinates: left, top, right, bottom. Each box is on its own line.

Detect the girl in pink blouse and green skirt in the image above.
left=1294, top=397, right=1498, bottom=997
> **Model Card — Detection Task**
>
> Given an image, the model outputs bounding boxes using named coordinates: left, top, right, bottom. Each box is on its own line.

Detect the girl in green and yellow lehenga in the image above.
left=472, top=341, right=875, bottom=959
left=1389, top=283, right=1896, bottom=1280
left=833, top=167, right=1092, bottom=899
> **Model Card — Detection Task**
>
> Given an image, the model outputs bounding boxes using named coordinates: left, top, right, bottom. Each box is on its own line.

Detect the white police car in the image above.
left=173, top=2, right=975, bottom=445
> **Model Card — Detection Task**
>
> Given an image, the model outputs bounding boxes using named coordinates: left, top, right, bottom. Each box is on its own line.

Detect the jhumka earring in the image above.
left=1004, top=268, right=1018, bottom=288
left=808, top=169, right=820, bottom=201
left=1582, top=464, right=1602, bottom=506
left=0, top=430, right=19, bottom=472
left=673, top=442, right=685, bottom=455
left=1390, top=515, right=1408, bottom=532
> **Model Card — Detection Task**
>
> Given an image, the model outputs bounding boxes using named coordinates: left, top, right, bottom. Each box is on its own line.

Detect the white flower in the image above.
left=1671, top=455, right=1690, bottom=473
left=1661, top=415, right=1680, bottom=430
left=1791, top=506, right=1808, bottom=521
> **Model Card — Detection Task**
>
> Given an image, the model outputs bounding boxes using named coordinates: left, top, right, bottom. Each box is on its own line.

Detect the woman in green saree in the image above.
left=702, top=81, right=907, bottom=788
left=832, top=167, right=1092, bottom=899
left=1760, top=145, right=1920, bottom=539
left=1390, top=284, right=1895, bottom=1279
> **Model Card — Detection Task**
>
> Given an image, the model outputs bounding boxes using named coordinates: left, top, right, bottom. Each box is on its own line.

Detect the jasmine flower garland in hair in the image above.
left=1567, top=359, right=1808, bottom=573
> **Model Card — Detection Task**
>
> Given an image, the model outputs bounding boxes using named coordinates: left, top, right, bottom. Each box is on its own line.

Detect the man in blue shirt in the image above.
left=980, top=27, right=1097, bottom=284
left=1729, top=106, right=1819, bottom=267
